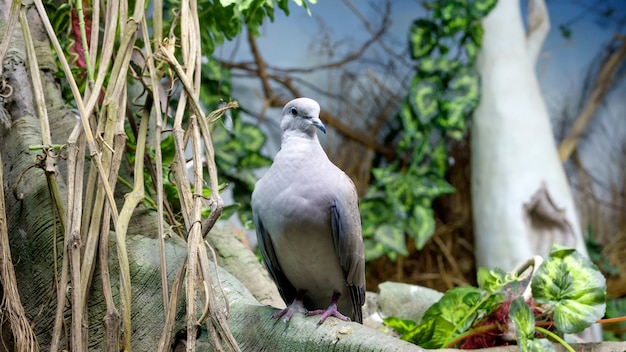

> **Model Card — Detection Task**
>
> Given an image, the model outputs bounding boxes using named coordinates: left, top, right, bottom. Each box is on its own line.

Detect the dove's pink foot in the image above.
left=272, top=292, right=307, bottom=322
left=307, top=290, right=350, bottom=324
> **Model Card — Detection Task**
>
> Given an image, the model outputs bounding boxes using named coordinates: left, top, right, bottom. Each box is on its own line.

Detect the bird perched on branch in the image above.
left=251, top=97, right=365, bottom=324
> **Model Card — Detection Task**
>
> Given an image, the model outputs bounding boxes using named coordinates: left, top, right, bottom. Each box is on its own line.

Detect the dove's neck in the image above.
left=280, top=130, right=326, bottom=156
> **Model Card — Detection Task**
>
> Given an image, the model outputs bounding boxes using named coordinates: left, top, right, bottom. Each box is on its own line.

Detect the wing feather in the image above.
left=330, top=174, right=365, bottom=323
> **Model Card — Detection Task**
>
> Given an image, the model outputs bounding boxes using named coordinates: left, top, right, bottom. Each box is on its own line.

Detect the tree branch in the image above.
left=558, top=36, right=626, bottom=163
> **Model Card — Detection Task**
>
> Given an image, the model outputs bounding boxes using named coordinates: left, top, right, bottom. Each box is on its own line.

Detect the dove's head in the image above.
left=280, top=98, right=326, bottom=136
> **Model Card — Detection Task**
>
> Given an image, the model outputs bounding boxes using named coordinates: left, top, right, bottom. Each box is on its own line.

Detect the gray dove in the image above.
left=251, top=97, right=365, bottom=324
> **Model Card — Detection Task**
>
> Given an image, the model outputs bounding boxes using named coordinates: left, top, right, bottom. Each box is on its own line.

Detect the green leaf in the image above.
left=509, top=297, right=555, bottom=351
left=437, top=0, right=469, bottom=35
left=383, top=316, right=418, bottom=335
left=478, top=267, right=512, bottom=292
left=463, top=40, right=480, bottom=65
left=407, top=205, right=435, bottom=249
left=409, top=76, right=441, bottom=125
left=531, top=245, right=606, bottom=334
left=468, top=22, right=484, bottom=47
left=402, top=314, right=455, bottom=348
left=430, top=140, right=449, bottom=177
left=364, top=239, right=393, bottom=261
left=477, top=267, right=530, bottom=300
left=373, top=224, right=408, bottom=256
left=406, top=286, right=484, bottom=348
left=471, top=0, right=498, bottom=18
left=409, top=19, right=439, bottom=59
left=509, top=297, right=535, bottom=347
left=239, top=122, right=267, bottom=150
left=439, top=68, right=480, bottom=132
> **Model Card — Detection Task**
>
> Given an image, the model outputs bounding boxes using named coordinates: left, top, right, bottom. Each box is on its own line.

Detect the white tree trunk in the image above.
left=471, top=0, right=589, bottom=271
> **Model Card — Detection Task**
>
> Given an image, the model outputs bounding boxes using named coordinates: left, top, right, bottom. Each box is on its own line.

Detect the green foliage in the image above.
left=384, top=246, right=607, bottom=350
left=509, top=297, right=553, bottom=351
left=361, top=0, right=494, bottom=261
left=168, top=0, right=316, bottom=54
left=531, top=245, right=606, bottom=334
left=399, top=286, right=501, bottom=348
left=127, top=1, right=313, bottom=225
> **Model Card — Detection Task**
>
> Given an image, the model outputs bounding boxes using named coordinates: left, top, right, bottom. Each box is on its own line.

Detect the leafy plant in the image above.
left=361, top=0, right=497, bottom=261
left=125, top=1, right=315, bottom=227
left=384, top=245, right=607, bottom=351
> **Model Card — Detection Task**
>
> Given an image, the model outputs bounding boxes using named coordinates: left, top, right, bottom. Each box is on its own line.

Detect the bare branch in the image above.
left=558, top=36, right=626, bottom=162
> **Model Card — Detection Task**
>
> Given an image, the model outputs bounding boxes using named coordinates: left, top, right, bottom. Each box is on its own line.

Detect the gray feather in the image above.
left=251, top=97, right=365, bottom=323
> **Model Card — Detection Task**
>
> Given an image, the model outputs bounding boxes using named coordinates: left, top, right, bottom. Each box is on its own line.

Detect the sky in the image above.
left=213, top=0, right=626, bottom=232
left=215, top=0, right=624, bottom=135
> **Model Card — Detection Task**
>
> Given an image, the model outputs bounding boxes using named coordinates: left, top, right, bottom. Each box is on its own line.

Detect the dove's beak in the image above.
left=311, top=116, right=326, bottom=134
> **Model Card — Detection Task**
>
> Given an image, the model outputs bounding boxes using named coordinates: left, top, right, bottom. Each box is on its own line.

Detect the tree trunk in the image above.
left=471, top=0, right=589, bottom=270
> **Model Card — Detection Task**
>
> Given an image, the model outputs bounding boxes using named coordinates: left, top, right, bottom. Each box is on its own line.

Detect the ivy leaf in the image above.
left=409, top=19, right=439, bottom=59
left=374, top=224, right=408, bottom=256
left=430, top=140, right=449, bottom=177
left=531, top=245, right=606, bottom=334
left=439, top=67, right=480, bottom=133
left=409, top=76, right=441, bottom=125
left=437, top=0, right=469, bottom=35
left=407, top=205, right=435, bottom=250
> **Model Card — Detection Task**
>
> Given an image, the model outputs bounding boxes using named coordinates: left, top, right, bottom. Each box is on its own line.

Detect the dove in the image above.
left=251, top=97, right=365, bottom=324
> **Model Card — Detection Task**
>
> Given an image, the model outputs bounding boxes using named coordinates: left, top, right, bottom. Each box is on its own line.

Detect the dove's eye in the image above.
left=290, top=107, right=298, bottom=115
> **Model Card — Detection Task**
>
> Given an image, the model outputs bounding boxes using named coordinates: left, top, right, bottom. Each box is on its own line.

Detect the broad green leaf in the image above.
left=383, top=316, right=418, bottom=335
left=531, top=245, right=606, bottom=334
left=409, top=19, right=439, bottom=59
left=407, top=286, right=484, bottom=348
left=387, top=175, right=414, bottom=215
left=374, top=224, right=408, bottom=256
left=403, top=314, right=455, bottom=348
left=407, top=205, right=435, bottom=249
left=437, top=0, right=469, bottom=34
left=440, top=68, right=480, bottom=131
left=430, top=140, right=449, bottom=177
left=409, top=77, right=441, bottom=125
